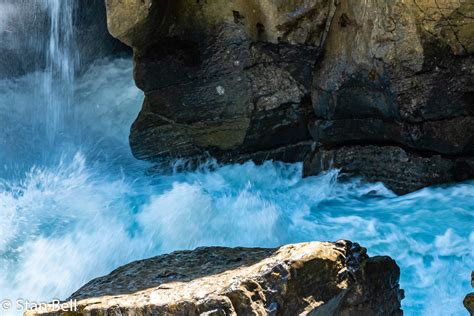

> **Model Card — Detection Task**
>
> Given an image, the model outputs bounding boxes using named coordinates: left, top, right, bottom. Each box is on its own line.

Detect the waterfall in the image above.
left=43, top=0, right=75, bottom=146
left=0, top=0, right=79, bottom=166
left=0, top=0, right=78, bottom=165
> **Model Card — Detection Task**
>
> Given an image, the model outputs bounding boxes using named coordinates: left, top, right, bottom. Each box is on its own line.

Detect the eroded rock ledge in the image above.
left=105, top=0, right=473, bottom=194
left=26, top=241, right=403, bottom=316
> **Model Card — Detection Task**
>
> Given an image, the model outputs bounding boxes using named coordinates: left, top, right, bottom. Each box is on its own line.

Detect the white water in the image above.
left=0, top=2, right=473, bottom=316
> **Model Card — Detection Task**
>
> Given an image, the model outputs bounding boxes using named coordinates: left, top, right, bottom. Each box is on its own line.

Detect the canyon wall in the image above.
left=105, top=0, right=473, bottom=194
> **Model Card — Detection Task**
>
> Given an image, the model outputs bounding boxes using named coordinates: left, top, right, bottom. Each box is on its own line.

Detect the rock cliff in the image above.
left=105, top=0, right=474, bottom=194
left=106, top=0, right=330, bottom=163
left=25, top=241, right=404, bottom=316
left=307, top=0, right=474, bottom=194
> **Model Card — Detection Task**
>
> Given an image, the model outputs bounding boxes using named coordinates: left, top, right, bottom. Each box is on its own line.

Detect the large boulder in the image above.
left=25, top=241, right=404, bottom=315
left=105, top=0, right=474, bottom=193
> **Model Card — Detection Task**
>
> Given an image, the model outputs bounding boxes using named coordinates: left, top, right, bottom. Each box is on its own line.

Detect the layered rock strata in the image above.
left=25, top=241, right=404, bottom=316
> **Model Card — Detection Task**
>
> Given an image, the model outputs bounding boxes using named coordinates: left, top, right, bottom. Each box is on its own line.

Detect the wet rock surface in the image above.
left=25, top=241, right=403, bottom=316
left=465, top=272, right=474, bottom=316
left=304, top=145, right=474, bottom=195
left=105, top=0, right=474, bottom=193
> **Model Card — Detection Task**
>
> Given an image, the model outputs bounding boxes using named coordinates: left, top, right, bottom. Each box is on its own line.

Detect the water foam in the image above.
left=1, top=145, right=472, bottom=316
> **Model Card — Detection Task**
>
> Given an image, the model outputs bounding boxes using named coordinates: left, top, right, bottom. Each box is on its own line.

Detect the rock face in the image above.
left=26, top=241, right=404, bottom=316
left=307, top=0, right=474, bottom=194
left=105, top=0, right=474, bottom=193
left=466, top=294, right=474, bottom=316
left=465, top=272, right=474, bottom=316
left=106, top=0, right=337, bottom=162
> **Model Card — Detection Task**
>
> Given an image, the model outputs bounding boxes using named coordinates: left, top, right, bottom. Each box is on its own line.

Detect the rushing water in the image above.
left=0, top=2, right=473, bottom=316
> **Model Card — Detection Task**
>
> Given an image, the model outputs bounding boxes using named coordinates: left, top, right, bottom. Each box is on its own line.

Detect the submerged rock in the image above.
left=26, top=241, right=403, bottom=316
left=104, top=0, right=473, bottom=193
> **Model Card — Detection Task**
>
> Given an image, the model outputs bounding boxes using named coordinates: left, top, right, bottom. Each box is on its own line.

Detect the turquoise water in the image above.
left=0, top=44, right=472, bottom=316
